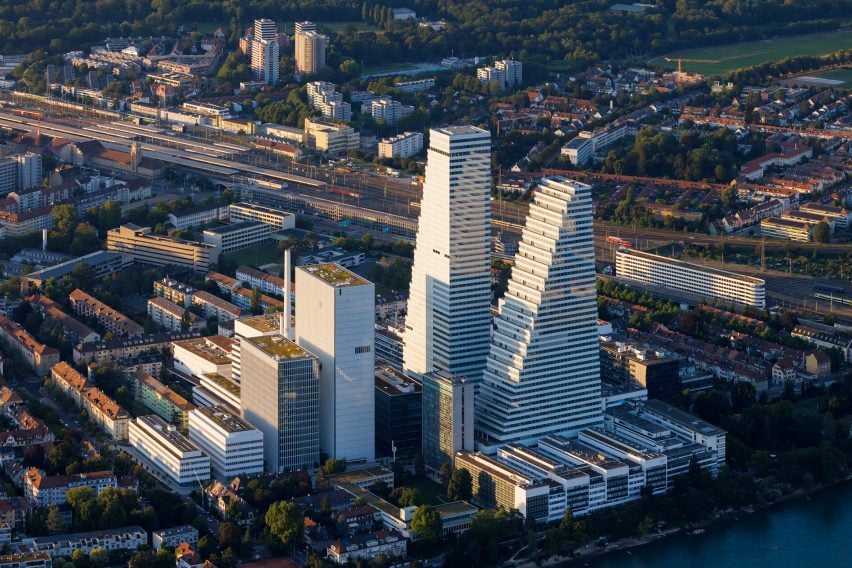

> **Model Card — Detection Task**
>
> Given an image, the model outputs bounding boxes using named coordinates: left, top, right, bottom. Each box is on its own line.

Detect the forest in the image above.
left=1, top=0, right=851, bottom=73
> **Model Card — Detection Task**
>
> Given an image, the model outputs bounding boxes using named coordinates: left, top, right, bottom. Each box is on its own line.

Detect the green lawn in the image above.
left=803, top=67, right=852, bottom=85
left=315, top=21, right=382, bottom=34
left=224, top=242, right=283, bottom=267
left=187, top=21, right=223, bottom=34
left=651, top=30, right=852, bottom=76
left=405, top=476, right=446, bottom=506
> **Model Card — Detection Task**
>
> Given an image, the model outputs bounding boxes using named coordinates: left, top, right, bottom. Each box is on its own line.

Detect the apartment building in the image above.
left=236, top=266, right=287, bottom=298
left=188, top=406, right=264, bottom=478
left=306, top=81, right=351, bottom=121
left=295, top=22, right=326, bottom=75
left=73, top=332, right=201, bottom=364
left=23, top=469, right=118, bottom=507
left=106, top=224, right=220, bottom=271
left=135, top=373, right=196, bottom=428
left=191, top=291, right=243, bottom=321
left=128, top=415, right=211, bottom=485
left=153, top=277, right=195, bottom=307
left=14, top=526, right=147, bottom=559
left=227, top=203, right=295, bottom=230
left=69, top=289, right=144, bottom=337
left=28, top=295, right=100, bottom=344
left=377, top=131, right=424, bottom=159
left=0, top=207, right=54, bottom=238
left=760, top=217, right=812, bottom=242
left=147, top=297, right=204, bottom=333
left=82, top=388, right=130, bottom=440
left=370, top=98, right=412, bottom=125
left=615, top=248, right=766, bottom=308
left=0, top=315, right=60, bottom=375
left=152, top=525, right=199, bottom=552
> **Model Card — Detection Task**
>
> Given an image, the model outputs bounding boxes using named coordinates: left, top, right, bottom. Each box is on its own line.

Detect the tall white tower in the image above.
left=294, top=21, right=326, bottom=75
left=403, top=126, right=492, bottom=384
left=477, top=176, right=602, bottom=449
left=295, top=263, right=375, bottom=463
left=251, top=19, right=280, bottom=84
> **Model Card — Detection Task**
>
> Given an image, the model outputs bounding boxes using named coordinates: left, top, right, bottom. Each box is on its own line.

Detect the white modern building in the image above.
left=378, top=131, right=424, bottom=159
left=251, top=19, right=280, bottom=84
left=307, top=81, right=352, bottom=121
left=615, top=248, right=766, bottom=308
left=403, top=126, right=492, bottom=384
left=295, top=22, right=326, bottom=75
left=231, top=313, right=281, bottom=384
left=228, top=203, right=296, bottom=230
left=172, top=336, right=233, bottom=379
left=240, top=334, right=320, bottom=472
left=296, top=264, right=375, bottom=463
left=188, top=406, right=264, bottom=478
left=128, top=415, right=211, bottom=485
left=370, top=97, right=412, bottom=125
left=202, top=222, right=271, bottom=254
left=477, top=59, right=522, bottom=90
left=477, top=176, right=602, bottom=448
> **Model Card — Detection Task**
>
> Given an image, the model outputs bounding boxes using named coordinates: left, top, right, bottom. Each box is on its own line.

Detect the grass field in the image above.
left=224, top=242, right=282, bottom=267
left=804, top=67, right=852, bottom=85
left=652, top=30, right=852, bottom=76
left=315, top=21, right=381, bottom=34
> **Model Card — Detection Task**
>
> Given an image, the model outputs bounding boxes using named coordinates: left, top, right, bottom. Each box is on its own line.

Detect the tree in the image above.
left=813, top=221, right=830, bottom=243
left=46, top=505, right=64, bottom=534
left=181, top=309, right=192, bottom=331
left=320, top=458, right=346, bottom=476
left=249, top=287, right=263, bottom=314
left=88, top=547, right=110, bottom=567
left=410, top=504, right=442, bottom=542
left=52, top=204, right=79, bottom=233
left=447, top=468, right=472, bottom=501
left=219, top=521, right=241, bottom=547
left=731, top=381, right=757, bottom=413
left=390, top=487, right=421, bottom=507
left=264, top=501, right=303, bottom=551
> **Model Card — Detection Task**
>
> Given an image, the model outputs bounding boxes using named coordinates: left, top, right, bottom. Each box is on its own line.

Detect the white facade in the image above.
left=15, top=152, right=42, bottom=190
left=128, top=415, right=211, bottom=485
left=615, top=248, right=766, bottom=308
left=188, top=406, right=264, bottom=478
left=228, top=203, right=295, bottom=230
left=478, top=176, right=602, bottom=447
left=306, top=81, right=352, bottom=121
left=403, top=126, right=492, bottom=384
left=172, top=337, right=233, bottom=379
left=231, top=314, right=280, bottom=384
left=202, top=222, right=271, bottom=254
left=378, top=131, right=424, bottom=159
left=251, top=19, right=279, bottom=84
left=296, top=264, right=375, bottom=463
left=295, top=22, right=326, bottom=75
left=371, top=98, right=412, bottom=125
left=240, top=334, right=320, bottom=472
left=495, top=59, right=522, bottom=88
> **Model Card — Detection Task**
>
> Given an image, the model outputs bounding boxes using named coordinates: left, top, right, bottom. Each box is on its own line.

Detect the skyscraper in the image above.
left=294, top=21, right=326, bottom=75
left=403, top=126, right=492, bottom=384
left=421, top=370, right=474, bottom=475
left=295, top=263, right=375, bottom=463
left=240, top=334, right=319, bottom=472
left=477, top=176, right=602, bottom=448
left=251, top=19, right=279, bottom=84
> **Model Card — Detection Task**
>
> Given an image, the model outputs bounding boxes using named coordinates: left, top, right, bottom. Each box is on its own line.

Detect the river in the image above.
left=578, top=481, right=852, bottom=568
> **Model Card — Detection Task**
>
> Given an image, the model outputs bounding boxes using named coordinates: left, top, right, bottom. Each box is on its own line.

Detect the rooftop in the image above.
left=300, top=263, right=368, bottom=287
left=639, top=399, right=725, bottom=436
left=203, top=221, right=267, bottom=234
left=238, top=313, right=281, bottom=333
left=202, top=372, right=240, bottom=397
left=247, top=334, right=312, bottom=360
left=195, top=405, right=257, bottom=433
left=172, top=337, right=232, bottom=365
left=134, top=414, right=200, bottom=453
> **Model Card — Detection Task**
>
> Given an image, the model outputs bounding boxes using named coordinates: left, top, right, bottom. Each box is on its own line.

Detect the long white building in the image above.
left=296, top=264, right=375, bottom=463
left=615, top=248, right=766, bottom=308
left=477, top=176, right=602, bottom=448
left=188, top=406, right=264, bottom=478
left=128, top=414, right=211, bottom=485
left=403, top=126, right=492, bottom=384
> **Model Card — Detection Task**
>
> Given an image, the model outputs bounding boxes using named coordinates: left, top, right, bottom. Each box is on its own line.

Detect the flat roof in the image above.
left=640, top=399, right=725, bottom=436
left=134, top=414, right=199, bottom=453
left=617, top=248, right=765, bottom=285
left=202, top=372, right=240, bottom=396
left=172, top=337, right=231, bottom=365
left=238, top=313, right=281, bottom=332
left=203, top=221, right=267, bottom=234
left=247, top=334, right=312, bottom=360
left=433, top=125, right=488, bottom=137
left=301, top=263, right=368, bottom=287
left=195, top=406, right=257, bottom=433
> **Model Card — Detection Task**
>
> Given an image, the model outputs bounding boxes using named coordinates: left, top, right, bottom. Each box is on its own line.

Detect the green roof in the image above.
left=248, top=334, right=312, bottom=360
left=303, top=263, right=369, bottom=287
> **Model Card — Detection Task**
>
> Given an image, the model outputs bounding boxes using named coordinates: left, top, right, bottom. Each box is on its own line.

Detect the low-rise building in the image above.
left=227, top=203, right=295, bottom=230
left=326, top=530, right=406, bottom=565
left=0, top=552, right=52, bottom=568
left=153, top=277, right=195, bottom=307
left=21, top=251, right=127, bottom=293
left=128, top=415, right=211, bottom=486
left=188, top=406, right=264, bottom=478
left=760, top=217, right=812, bottom=242
left=69, top=289, right=144, bottom=337
left=804, top=349, right=831, bottom=377
left=0, top=315, right=60, bottom=375
left=73, top=331, right=201, bottom=364
left=166, top=204, right=227, bottom=230
left=377, top=132, right=424, bottom=159
left=29, top=295, right=100, bottom=344
left=106, top=224, right=220, bottom=271
left=14, top=526, right=147, bottom=559
left=202, top=222, right=271, bottom=254
left=191, top=291, right=243, bottom=321
left=236, top=266, right=286, bottom=298
left=172, top=336, right=234, bottom=379
left=147, top=297, right=204, bottom=333
left=792, top=325, right=852, bottom=363
left=23, top=469, right=118, bottom=507
left=152, top=525, right=199, bottom=551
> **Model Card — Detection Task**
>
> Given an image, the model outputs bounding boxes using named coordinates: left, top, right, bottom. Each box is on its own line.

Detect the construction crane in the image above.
left=664, top=57, right=720, bottom=82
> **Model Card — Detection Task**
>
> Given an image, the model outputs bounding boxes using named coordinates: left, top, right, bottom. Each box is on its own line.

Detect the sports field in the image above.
left=315, top=21, right=381, bottom=34
left=651, top=30, right=852, bottom=76
left=801, top=67, right=852, bottom=85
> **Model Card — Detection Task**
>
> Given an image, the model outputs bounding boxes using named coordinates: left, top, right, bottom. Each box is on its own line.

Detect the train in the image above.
left=330, top=187, right=362, bottom=200
left=814, top=283, right=845, bottom=294
left=815, top=292, right=852, bottom=306
left=605, top=236, right=633, bottom=248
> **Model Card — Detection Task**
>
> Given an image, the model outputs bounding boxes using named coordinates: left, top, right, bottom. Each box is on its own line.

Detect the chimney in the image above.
left=42, top=228, right=47, bottom=251
left=281, top=248, right=293, bottom=339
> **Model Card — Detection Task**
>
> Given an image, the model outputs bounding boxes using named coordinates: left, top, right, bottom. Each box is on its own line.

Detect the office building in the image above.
left=230, top=314, right=280, bottom=384
left=172, top=336, right=233, bottom=379
left=295, top=21, right=326, bottom=75
left=228, top=203, right=295, bottom=230
left=403, top=126, right=492, bottom=383
left=421, top=371, right=474, bottom=475
left=375, top=320, right=405, bottom=370
left=251, top=19, right=279, bottom=84
left=202, top=222, right=271, bottom=254
left=152, top=525, right=199, bottom=551
left=378, top=132, right=424, bottom=159
left=240, top=334, right=320, bottom=472
left=374, top=366, right=421, bottom=458
left=304, top=118, right=359, bottom=156
left=106, top=224, right=220, bottom=271
left=188, top=406, right=264, bottom=478
left=296, top=264, right=375, bottom=463
left=615, top=248, right=766, bottom=308
left=478, top=177, right=602, bottom=448
left=128, top=414, right=211, bottom=485
left=600, top=341, right=681, bottom=400
left=192, top=372, right=241, bottom=414
left=0, top=157, right=17, bottom=194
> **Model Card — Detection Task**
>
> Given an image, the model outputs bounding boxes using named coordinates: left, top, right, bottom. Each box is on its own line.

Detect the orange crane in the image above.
left=664, top=57, right=720, bottom=82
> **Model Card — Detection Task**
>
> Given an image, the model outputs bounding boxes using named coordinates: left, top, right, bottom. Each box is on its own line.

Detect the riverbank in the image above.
left=511, top=475, right=852, bottom=568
